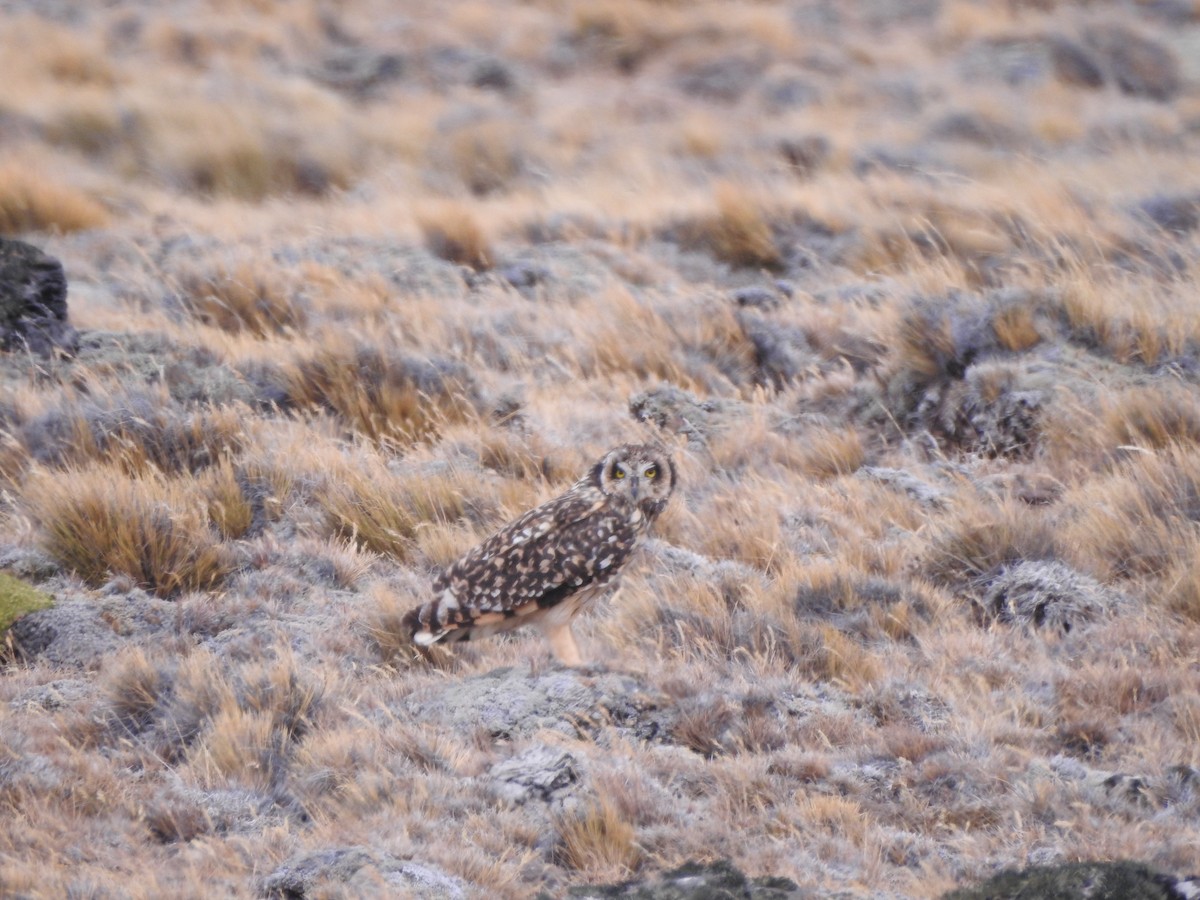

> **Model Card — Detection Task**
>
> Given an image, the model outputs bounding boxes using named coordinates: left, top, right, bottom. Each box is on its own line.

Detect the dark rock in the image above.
left=0, top=237, right=77, bottom=356
left=942, top=860, right=1198, bottom=900
left=1085, top=25, right=1181, bottom=101
left=778, top=135, right=831, bottom=177
left=678, top=56, right=766, bottom=103
left=732, top=286, right=784, bottom=310
left=1049, top=37, right=1104, bottom=88
left=1136, top=192, right=1200, bottom=234
left=563, top=859, right=805, bottom=899
left=263, top=848, right=466, bottom=899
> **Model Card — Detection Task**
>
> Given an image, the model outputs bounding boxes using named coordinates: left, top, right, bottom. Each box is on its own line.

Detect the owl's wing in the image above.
left=408, top=488, right=636, bottom=642
left=443, top=490, right=627, bottom=610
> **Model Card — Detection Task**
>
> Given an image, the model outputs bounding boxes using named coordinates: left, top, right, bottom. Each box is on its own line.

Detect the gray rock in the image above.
left=677, top=56, right=766, bottom=102
left=405, top=666, right=672, bottom=742
left=489, top=744, right=580, bottom=806
left=860, top=467, right=948, bottom=508
left=1137, top=192, right=1200, bottom=234
left=1085, top=25, right=1182, bottom=101
left=942, top=861, right=1198, bottom=900
left=263, top=848, right=466, bottom=899
left=0, top=237, right=77, bottom=356
left=7, top=592, right=177, bottom=668
left=564, top=859, right=806, bottom=899
left=982, top=560, right=1123, bottom=632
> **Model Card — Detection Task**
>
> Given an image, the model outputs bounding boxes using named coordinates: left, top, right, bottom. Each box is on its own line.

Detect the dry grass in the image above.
left=1, top=0, right=1199, bottom=897
left=0, top=161, right=108, bottom=233
left=416, top=201, right=495, bottom=270
left=21, top=463, right=229, bottom=596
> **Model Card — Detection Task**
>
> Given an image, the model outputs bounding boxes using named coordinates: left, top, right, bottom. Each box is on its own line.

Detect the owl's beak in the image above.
left=630, top=477, right=640, bottom=500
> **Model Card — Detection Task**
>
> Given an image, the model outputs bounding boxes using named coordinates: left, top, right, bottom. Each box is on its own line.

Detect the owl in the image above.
left=402, top=443, right=676, bottom=665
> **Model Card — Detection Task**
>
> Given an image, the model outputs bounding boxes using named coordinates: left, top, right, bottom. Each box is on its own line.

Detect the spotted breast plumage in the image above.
left=402, top=443, right=676, bottom=665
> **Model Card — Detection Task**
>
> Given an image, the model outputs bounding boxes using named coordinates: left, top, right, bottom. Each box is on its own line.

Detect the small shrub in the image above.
left=0, top=572, right=53, bottom=636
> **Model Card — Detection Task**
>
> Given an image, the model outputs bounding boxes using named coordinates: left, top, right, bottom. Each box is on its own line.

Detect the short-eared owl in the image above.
left=403, top=443, right=676, bottom=665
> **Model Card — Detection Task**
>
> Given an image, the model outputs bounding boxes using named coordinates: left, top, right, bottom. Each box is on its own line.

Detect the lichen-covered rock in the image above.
left=0, top=572, right=54, bottom=643
left=563, top=859, right=807, bottom=899
left=982, top=560, right=1124, bottom=632
left=942, top=860, right=1198, bottom=900
left=404, top=666, right=673, bottom=742
left=0, top=237, right=77, bottom=356
left=263, top=848, right=466, bottom=900
left=6, top=590, right=176, bottom=668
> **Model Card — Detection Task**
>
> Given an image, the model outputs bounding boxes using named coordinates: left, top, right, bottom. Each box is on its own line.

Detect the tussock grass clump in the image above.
left=434, top=118, right=526, bottom=196
left=197, top=458, right=255, bottom=540
left=319, top=458, right=471, bottom=562
left=22, top=463, right=229, bottom=596
left=417, top=202, right=494, bottom=271
left=126, top=91, right=359, bottom=200
left=0, top=162, right=108, bottom=234
left=1065, top=446, right=1200, bottom=620
left=554, top=796, right=641, bottom=878
left=171, top=258, right=307, bottom=337
left=285, top=342, right=480, bottom=445
left=924, top=496, right=1061, bottom=591
left=683, top=183, right=783, bottom=271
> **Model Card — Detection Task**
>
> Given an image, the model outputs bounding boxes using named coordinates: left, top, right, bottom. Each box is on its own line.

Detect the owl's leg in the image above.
left=542, top=622, right=583, bottom=666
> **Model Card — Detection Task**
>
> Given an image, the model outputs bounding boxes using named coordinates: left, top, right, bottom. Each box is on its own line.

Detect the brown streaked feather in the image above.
left=403, top=442, right=675, bottom=655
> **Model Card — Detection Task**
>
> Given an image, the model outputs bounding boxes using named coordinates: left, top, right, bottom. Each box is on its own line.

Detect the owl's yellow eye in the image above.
left=612, top=468, right=625, bottom=479
left=644, top=465, right=658, bottom=479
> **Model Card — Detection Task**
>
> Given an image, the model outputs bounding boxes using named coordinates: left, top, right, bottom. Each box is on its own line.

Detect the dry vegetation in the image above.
left=1, top=0, right=1199, bottom=897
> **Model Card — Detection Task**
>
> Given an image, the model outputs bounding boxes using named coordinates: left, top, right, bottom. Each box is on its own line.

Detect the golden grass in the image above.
left=319, top=455, right=471, bottom=562
left=416, top=201, right=495, bottom=270
left=554, top=796, right=641, bottom=877
left=21, top=463, right=229, bottom=596
left=0, top=161, right=108, bottom=233
left=171, top=257, right=307, bottom=337
left=1, top=1, right=1200, bottom=897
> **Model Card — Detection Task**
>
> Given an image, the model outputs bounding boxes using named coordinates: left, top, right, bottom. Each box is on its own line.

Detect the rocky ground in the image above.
left=2, top=1, right=1200, bottom=897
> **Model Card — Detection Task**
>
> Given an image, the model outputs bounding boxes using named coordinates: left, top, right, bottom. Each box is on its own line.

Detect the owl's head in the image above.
left=592, top=443, right=676, bottom=519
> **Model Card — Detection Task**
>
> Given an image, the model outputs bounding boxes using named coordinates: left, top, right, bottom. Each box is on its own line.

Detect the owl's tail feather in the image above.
left=403, top=598, right=519, bottom=652
left=402, top=604, right=452, bottom=647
